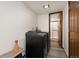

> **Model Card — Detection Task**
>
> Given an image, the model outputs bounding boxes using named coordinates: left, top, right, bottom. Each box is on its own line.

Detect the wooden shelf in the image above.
left=0, top=48, right=24, bottom=58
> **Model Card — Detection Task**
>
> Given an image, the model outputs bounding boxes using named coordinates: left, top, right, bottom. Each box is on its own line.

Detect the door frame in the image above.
left=68, top=1, right=70, bottom=58
left=49, top=11, right=63, bottom=48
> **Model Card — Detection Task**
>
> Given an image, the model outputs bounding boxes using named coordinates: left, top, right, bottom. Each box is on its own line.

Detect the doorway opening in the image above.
left=49, top=11, right=63, bottom=48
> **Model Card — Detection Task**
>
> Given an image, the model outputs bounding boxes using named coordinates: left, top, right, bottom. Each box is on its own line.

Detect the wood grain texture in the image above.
left=49, top=12, right=62, bottom=48
left=0, top=48, right=24, bottom=58
left=69, top=1, right=79, bottom=57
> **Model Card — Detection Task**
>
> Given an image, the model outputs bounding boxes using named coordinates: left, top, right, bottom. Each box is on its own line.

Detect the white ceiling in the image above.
left=24, top=1, right=67, bottom=15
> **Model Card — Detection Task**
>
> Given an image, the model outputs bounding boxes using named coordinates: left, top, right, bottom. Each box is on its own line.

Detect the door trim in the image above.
left=49, top=11, right=63, bottom=48
left=68, top=1, right=70, bottom=58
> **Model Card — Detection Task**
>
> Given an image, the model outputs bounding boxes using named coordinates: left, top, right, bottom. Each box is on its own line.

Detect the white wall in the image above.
left=63, top=2, right=69, bottom=57
left=37, top=14, right=49, bottom=32
left=0, top=2, right=37, bottom=55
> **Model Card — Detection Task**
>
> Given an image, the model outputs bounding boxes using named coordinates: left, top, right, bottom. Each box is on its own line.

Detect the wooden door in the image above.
left=69, top=1, right=79, bottom=57
left=49, top=12, right=62, bottom=48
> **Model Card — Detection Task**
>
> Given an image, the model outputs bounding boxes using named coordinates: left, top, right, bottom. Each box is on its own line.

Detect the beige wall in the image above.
left=0, top=2, right=37, bottom=55
left=63, top=1, right=69, bottom=57
left=37, top=14, right=49, bottom=32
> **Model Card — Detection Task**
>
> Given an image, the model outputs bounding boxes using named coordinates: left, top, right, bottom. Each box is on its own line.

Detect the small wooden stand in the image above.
left=0, top=40, right=24, bottom=58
